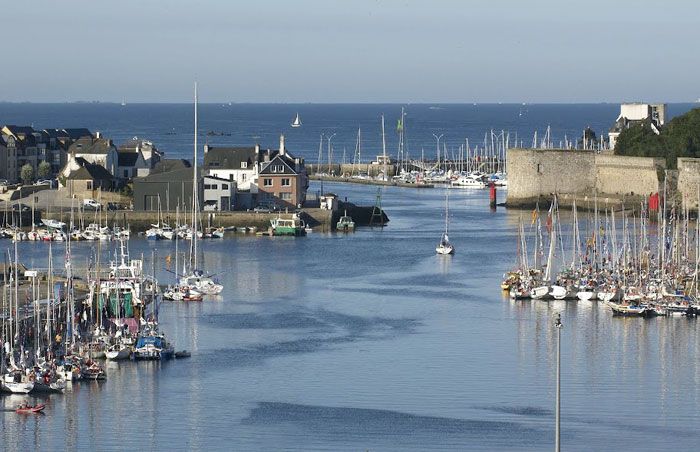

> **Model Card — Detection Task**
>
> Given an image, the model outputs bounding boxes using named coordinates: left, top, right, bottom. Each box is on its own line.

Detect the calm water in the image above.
left=0, top=103, right=696, bottom=163
left=2, top=181, right=700, bottom=451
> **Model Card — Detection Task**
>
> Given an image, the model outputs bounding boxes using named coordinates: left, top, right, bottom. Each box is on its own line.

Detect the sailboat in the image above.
left=291, top=112, right=302, bottom=128
left=177, top=82, right=223, bottom=297
left=436, top=191, right=454, bottom=255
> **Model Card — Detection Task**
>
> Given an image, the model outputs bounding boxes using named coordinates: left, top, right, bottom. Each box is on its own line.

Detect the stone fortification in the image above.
left=678, top=158, right=700, bottom=211
left=506, top=148, right=665, bottom=207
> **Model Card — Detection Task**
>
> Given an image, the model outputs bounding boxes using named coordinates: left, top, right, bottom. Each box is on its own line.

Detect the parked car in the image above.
left=253, top=205, right=272, bottom=213
left=83, top=199, right=101, bottom=210
left=35, top=179, right=53, bottom=187
left=12, top=203, right=31, bottom=212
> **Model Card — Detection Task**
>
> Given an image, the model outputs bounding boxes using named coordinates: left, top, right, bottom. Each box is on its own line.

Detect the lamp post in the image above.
left=432, top=133, right=443, bottom=170
left=555, top=313, right=562, bottom=452
left=327, top=133, right=337, bottom=175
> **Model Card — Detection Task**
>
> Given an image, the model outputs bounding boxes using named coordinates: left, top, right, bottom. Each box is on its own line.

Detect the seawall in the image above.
left=505, top=148, right=665, bottom=208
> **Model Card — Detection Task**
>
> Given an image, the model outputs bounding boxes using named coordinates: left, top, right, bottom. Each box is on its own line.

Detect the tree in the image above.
left=20, top=164, right=34, bottom=185
left=614, top=108, right=700, bottom=169
left=37, top=161, right=51, bottom=180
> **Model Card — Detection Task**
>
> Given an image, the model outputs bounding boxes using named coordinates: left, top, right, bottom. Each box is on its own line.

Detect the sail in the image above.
left=292, top=113, right=301, bottom=127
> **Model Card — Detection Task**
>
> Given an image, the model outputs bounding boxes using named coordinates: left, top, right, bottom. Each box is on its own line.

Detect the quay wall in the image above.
left=678, top=158, right=700, bottom=211
left=506, top=148, right=665, bottom=208
left=307, top=163, right=396, bottom=177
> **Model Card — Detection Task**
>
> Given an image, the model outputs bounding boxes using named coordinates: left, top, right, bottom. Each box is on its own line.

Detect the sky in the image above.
left=3, top=0, right=699, bottom=103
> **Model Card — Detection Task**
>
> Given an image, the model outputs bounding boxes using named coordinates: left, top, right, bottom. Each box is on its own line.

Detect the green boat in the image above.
left=271, top=214, right=306, bottom=236
left=336, top=210, right=355, bottom=232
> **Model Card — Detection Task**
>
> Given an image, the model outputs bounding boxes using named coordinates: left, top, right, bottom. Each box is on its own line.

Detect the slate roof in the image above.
left=258, top=153, right=300, bottom=175
left=4, top=125, right=35, bottom=138
left=203, top=146, right=257, bottom=170
left=117, top=151, right=139, bottom=167
left=66, top=163, right=113, bottom=181
left=135, top=167, right=197, bottom=183
left=151, top=159, right=191, bottom=174
left=69, top=136, right=115, bottom=154
left=63, top=128, right=93, bottom=140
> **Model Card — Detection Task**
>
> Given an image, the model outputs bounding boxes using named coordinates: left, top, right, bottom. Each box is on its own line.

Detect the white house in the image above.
left=202, top=175, right=236, bottom=211
left=67, top=133, right=118, bottom=176
left=609, top=103, right=666, bottom=149
left=202, top=144, right=259, bottom=192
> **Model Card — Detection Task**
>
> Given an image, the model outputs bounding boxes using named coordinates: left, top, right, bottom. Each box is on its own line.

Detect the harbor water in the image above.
left=2, top=181, right=700, bottom=451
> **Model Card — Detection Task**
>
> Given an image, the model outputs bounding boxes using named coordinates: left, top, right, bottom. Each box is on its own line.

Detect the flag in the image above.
left=545, top=203, right=553, bottom=233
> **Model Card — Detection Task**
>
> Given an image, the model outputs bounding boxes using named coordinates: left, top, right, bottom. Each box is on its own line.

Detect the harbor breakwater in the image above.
left=38, top=204, right=388, bottom=233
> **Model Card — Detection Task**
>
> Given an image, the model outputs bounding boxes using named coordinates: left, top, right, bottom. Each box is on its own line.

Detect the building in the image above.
left=257, top=135, right=308, bottom=208
left=61, top=159, right=114, bottom=198
left=203, top=144, right=258, bottom=190
left=203, top=175, right=236, bottom=211
left=67, top=133, right=119, bottom=178
left=116, top=150, right=149, bottom=179
left=0, top=125, right=93, bottom=183
left=203, top=135, right=307, bottom=209
left=118, top=138, right=163, bottom=172
left=609, top=103, right=666, bottom=149
left=133, top=167, right=195, bottom=211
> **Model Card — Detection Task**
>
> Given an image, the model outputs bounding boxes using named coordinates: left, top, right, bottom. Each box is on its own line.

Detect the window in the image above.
left=537, top=164, right=543, bottom=174
left=277, top=165, right=284, bottom=172
left=212, top=184, right=218, bottom=190
left=263, top=178, right=273, bottom=187
left=123, top=169, right=129, bottom=178
left=281, top=178, right=291, bottom=187
left=204, top=184, right=211, bottom=190
left=281, top=192, right=291, bottom=200
left=241, top=174, right=247, bottom=182
left=87, top=181, right=92, bottom=190
left=241, top=161, right=248, bottom=168
left=222, top=184, right=228, bottom=190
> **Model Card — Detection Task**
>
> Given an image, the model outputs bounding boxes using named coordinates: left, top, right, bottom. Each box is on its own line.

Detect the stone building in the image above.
left=67, top=133, right=119, bottom=178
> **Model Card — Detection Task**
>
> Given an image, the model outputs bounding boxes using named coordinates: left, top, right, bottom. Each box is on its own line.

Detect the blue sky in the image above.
left=5, top=0, right=699, bottom=103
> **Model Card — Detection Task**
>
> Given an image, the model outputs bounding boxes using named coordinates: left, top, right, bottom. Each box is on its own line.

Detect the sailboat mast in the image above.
left=381, top=114, right=387, bottom=180
left=193, top=82, right=198, bottom=270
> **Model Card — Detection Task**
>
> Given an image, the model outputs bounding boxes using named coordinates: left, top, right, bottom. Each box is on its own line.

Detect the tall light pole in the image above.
left=555, top=313, right=562, bottom=452
left=432, top=133, right=443, bottom=170
left=327, top=133, right=337, bottom=175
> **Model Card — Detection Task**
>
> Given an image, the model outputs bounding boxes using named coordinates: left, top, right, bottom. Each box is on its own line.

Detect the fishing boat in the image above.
left=336, top=211, right=355, bottom=232
left=134, top=330, right=174, bottom=360
left=436, top=191, right=454, bottom=255
left=271, top=213, right=306, bottom=236
left=105, top=343, right=132, bottom=361
left=291, top=112, right=302, bottom=128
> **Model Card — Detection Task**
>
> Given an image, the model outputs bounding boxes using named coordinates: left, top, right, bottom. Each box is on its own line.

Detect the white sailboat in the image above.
left=178, top=82, right=223, bottom=296
left=291, top=112, right=302, bottom=128
left=436, top=191, right=454, bottom=255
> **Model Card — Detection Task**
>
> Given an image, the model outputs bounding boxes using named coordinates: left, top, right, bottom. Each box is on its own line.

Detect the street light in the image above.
left=432, top=133, right=443, bottom=168
left=555, top=313, right=562, bottom=452
left=327, top=133, right=337, bottom=175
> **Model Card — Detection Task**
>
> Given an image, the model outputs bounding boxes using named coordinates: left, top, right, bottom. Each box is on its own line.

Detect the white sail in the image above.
left=291, top=112, right=302, bottom=127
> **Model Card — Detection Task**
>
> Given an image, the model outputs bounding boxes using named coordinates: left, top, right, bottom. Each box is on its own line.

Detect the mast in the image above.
left=193, top=82, right=199, bottom=270
left=381, top=114, right=387, bottom=180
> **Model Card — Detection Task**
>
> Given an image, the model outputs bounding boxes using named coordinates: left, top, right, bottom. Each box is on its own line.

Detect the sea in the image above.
left=1, top=104, right=700, bottom=451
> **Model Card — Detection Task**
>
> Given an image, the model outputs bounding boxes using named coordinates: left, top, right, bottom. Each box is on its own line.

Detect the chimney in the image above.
left=204, top=144, right=210, bottom=154
left=95, top=131, right=101, bottom=139
left=279, top=134, right=285, bottom=156
left=255, top=143, right=260, bottom=156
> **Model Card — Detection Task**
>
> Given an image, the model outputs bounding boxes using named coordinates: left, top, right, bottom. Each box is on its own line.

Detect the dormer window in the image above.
left=241, top=161, right=248, bottom=169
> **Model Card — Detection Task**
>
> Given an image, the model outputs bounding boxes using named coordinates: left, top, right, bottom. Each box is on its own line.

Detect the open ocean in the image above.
left=0, top=103, right=696, bottom=163
left=1, top=104, right=700, bottom=451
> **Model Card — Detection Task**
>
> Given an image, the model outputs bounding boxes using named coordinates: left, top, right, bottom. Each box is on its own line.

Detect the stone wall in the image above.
left=678, top=158, right=700, bottom=210
left=506, top=148, right=665, bottom=207
left=594, top=155, right=664, bottom=196
left=506, top=148, right=595, bottom=204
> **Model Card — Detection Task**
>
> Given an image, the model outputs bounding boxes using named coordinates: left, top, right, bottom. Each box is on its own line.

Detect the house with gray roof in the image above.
left=67, top=133, right=118, bottom=178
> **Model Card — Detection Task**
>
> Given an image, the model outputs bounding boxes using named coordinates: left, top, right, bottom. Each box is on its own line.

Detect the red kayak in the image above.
left=16, top=404, right=45, bottom=414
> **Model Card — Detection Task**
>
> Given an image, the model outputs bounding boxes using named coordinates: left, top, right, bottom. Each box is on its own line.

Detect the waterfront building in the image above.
left=118, top=137, right=163, bottom=174
left=66, top=132, right=119, bottom=178
left=202, top=175, right=236, bottom=211
left=116, top=149, right=149, bottom=179
left=59, top=158, right=115, bottom=198
left=203, top=135, right=307, bottom=209
left=608, top=103, right=666, bottom=149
